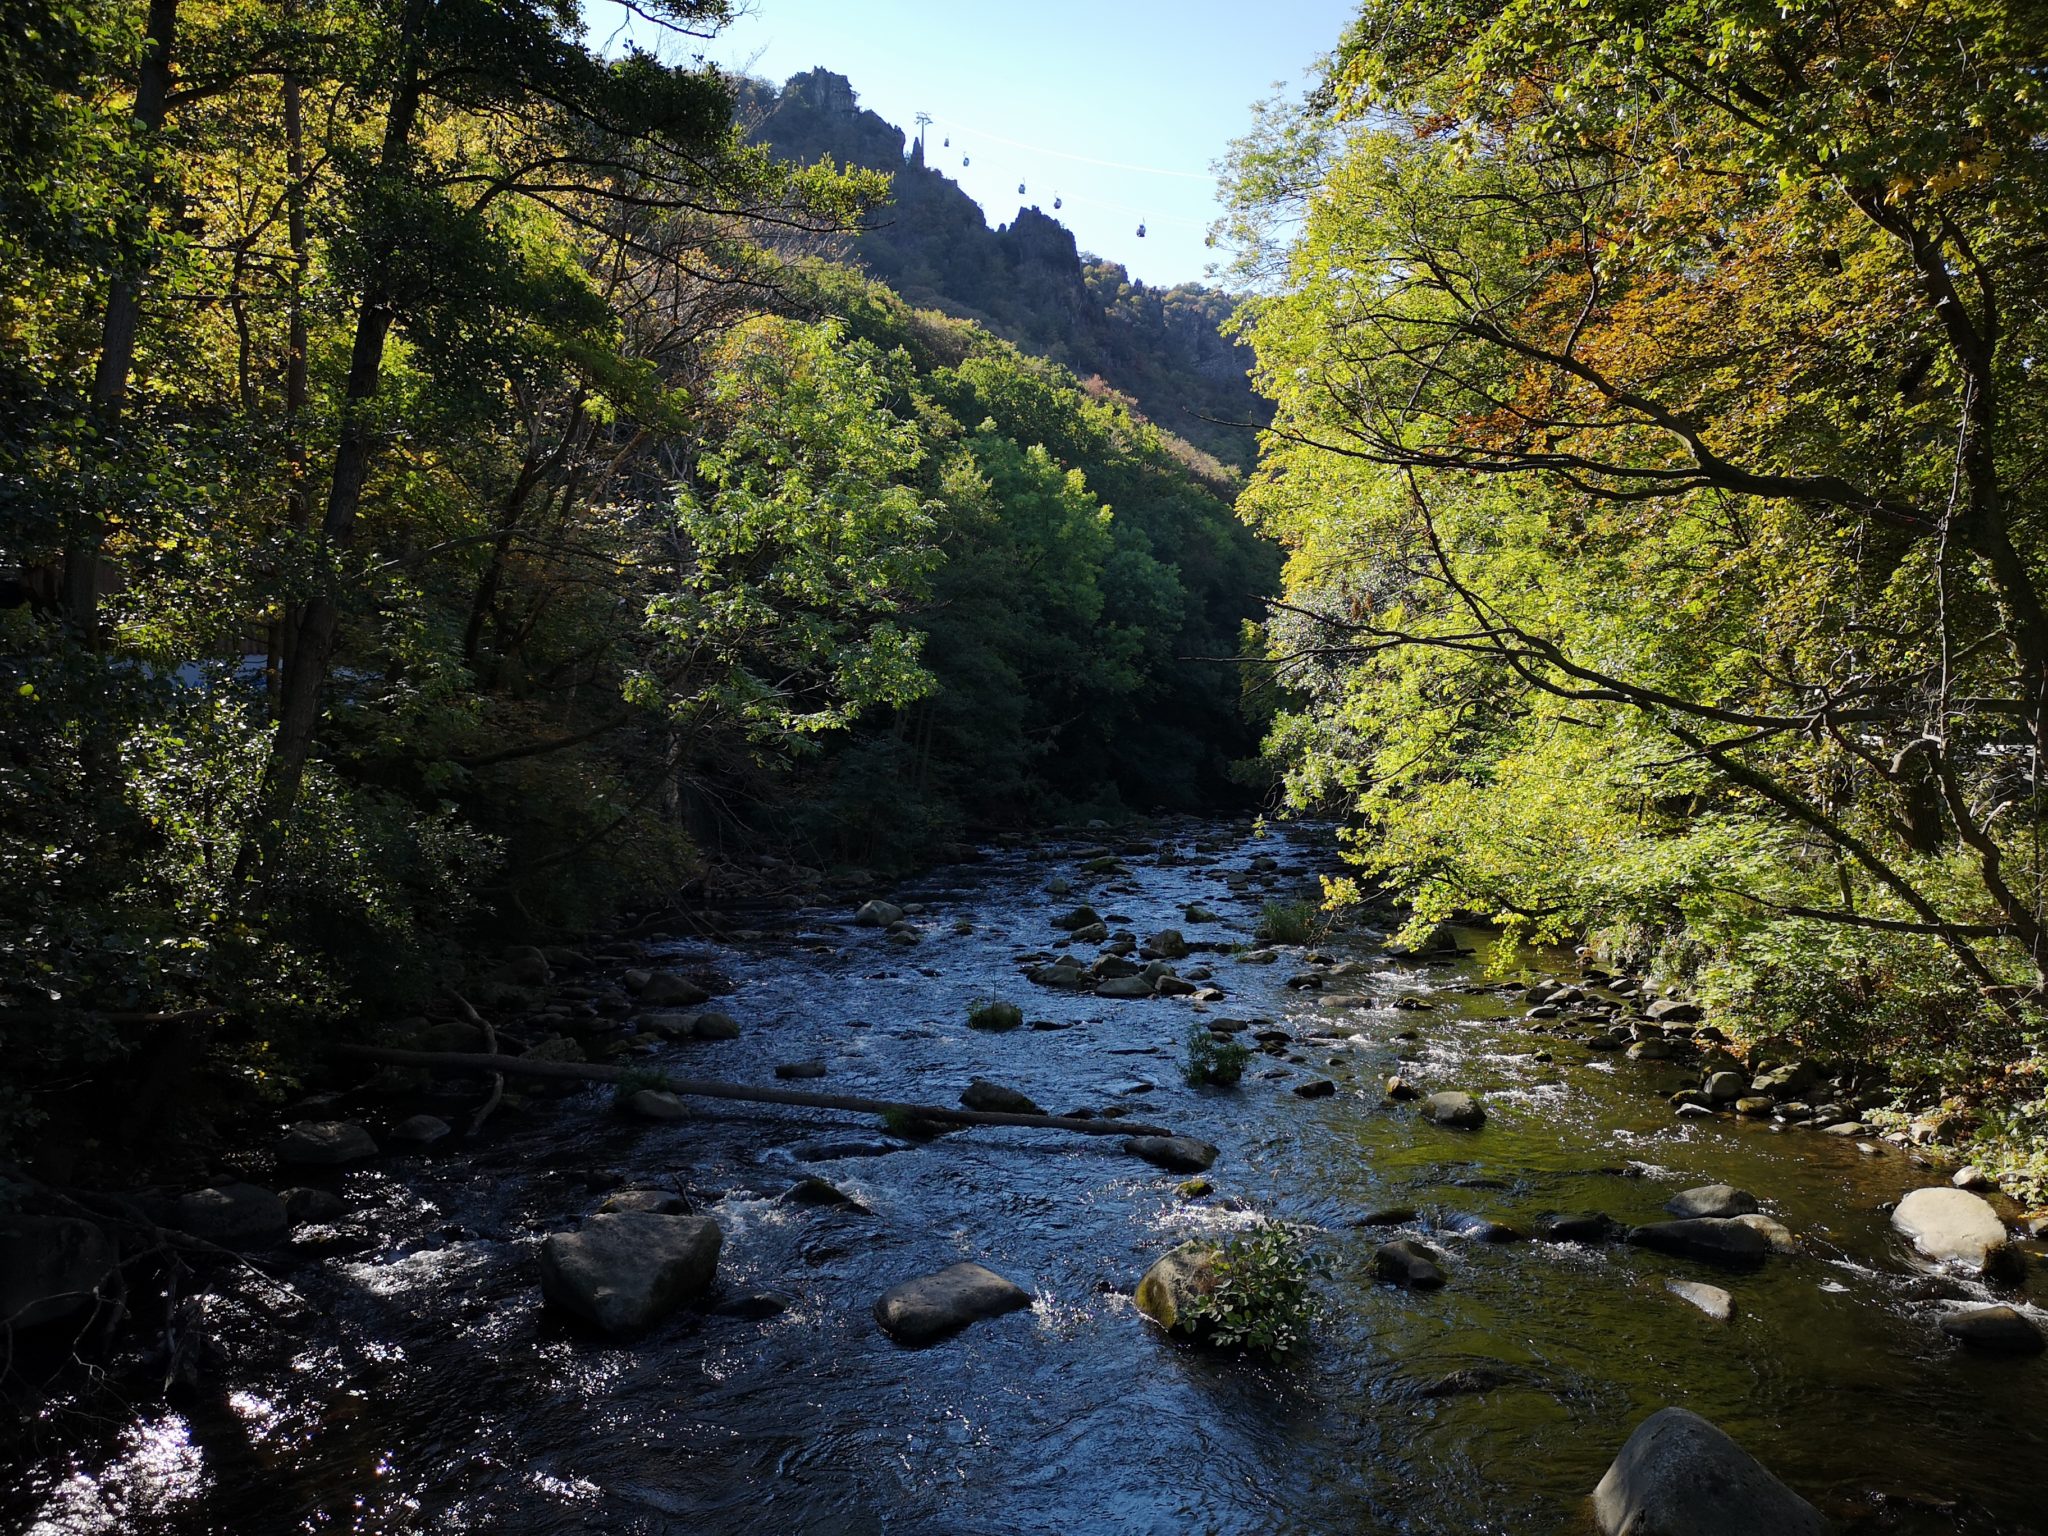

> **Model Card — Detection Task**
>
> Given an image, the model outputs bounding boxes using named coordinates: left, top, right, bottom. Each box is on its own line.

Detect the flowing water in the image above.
left=9, top=822, right=2047, bottom=1535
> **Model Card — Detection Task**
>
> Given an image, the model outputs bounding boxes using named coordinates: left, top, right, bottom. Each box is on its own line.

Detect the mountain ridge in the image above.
left=741, top=68, right=1269, bottom=468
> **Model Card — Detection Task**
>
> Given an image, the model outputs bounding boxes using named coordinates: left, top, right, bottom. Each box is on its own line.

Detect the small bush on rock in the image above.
left=1183, top=1024, right=1252, bottom=1087
left=1255, top=898, right=1324, bottom=946
left=1180, top=1222, right=1320, bottom=1358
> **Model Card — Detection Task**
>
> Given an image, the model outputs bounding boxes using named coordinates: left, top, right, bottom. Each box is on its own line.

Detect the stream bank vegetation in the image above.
left=1220, top=0, right=2048, bottom=1193
left=0, top=0, right=1277, bottom=1175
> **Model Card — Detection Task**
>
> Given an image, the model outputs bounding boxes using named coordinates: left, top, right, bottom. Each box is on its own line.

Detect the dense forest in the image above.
left=1222, top=0, right=2048, bottom=1193
left=0, top=0, right=1274, bottom=1168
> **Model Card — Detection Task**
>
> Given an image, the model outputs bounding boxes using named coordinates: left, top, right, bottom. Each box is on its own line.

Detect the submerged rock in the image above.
left=1593, top=1407, right=1827, bottom=1536
left=1940, top=1305, right=2044, bottom=1355
left=1892, top=1186, right=2012, bottom=1274
left=598, top=1189, right=690, bottom=1216
left=1666, top=1185, right=1759, bottom=1220
left=623, top=1089, right=688, bottom=1122
left=277, top=1120, right=378, bottom=1166
left=538, top=1212, right=723, bottom=1336
left=388, top=1114, right=451, bottom=1148
left=784, top=1176, right=863, bottom=1209
left=774, top=1059, right=828, bottom=1080
left=1626, top=1218, right=1771, bottom=1266
left=874, top=1261, right=1031, bottom=1345
left=1419, top=1091, right=1485, bottom=1129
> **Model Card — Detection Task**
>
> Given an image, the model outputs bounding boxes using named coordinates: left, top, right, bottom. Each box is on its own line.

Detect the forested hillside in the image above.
left=0, top=0, right=1274, bottom=1162
left=744, top=69, right=1269, bottom=467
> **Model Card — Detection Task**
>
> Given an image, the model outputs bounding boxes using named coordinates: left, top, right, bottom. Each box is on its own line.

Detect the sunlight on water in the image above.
left=25, top=1415, right=207, bottom=1536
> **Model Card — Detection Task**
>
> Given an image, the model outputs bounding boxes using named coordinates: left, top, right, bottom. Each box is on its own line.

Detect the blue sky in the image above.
left=590, top=0, right=1358, bottom=289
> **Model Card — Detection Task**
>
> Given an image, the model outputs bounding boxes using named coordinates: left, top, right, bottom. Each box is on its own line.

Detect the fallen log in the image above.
left=331, top=1044, right=1181, bottom=1140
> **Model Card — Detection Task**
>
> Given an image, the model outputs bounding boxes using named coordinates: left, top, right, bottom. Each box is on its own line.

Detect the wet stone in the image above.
left=1666, top=1184, right=1759, bottom=1220
left=1940, top=1304, right=2044, bottom=1355
left=874, top=1262, right=1032, bottom=1345
left=1123, top=1135, right=1219, bottom=1173
left=277, top=1120, right=378, bottom=1167
left=1373, top=1238, right=1448, bottom=1289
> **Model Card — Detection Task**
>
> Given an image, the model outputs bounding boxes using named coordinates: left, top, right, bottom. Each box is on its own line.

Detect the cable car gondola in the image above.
left=1018, top=182, right=1027, bottom=194
left=1136, top=222, right=1147, bottom=238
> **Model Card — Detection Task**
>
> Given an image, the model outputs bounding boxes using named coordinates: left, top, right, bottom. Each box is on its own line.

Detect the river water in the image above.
left=9, top=822, right=2047, bottom=1535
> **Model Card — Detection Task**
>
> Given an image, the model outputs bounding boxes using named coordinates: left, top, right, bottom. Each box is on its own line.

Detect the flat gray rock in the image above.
left=277, top=1120, right=378, bottom=1166
left=388, top=1114, right=450, bottom=1147
left=1123, top=1135, right=1218, bottom=1172
left=623, top=1089, right=688, bottom=1122
left=538, top=1212, right=722, bottom=1336
left=1666, top=1279, right=1734, bottom=1321
left=874, top=1261, right=1031, bottom=1345
left=1892, top=1186, right=2010, bottom=1274
left=1666, top=1184, right=1759, bottom=1220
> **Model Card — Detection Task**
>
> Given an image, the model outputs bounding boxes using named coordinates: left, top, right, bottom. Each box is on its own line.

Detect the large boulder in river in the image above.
left=538, top=1212, right=722, bottom=1336
left=277, top=1120, right=378, bottom=1166
left=1666, top=1185, right=1759, bottom=1220
left=1891, top=1186, right=2012, bottom=1274
left=1593, top=1407, right=1828, bottom=1536
left=855, top=899, right=904, bottom=927
left=1626, top=1218, right=1771, bottom=1266
left=873, top=1261, right=1031, bottom=1345
left=0, top=1215, right=116, bottom=1329
left=1135, top=1241, right=1220, bottom=1331
left=637, top=971, right=709, bottom=1008
left=1142, top=929, right=1189, bottom=960
left=1123, top=1135, right=1219, bottom=1173
left=176, top=1184, right=288, bottom=1246
left=1419, top=1091, right=1485, bottom=1129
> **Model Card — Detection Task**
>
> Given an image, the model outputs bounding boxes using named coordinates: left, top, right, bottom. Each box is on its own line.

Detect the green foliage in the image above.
left=966, top=995, right=1024, bottom=1032
left=1255, top=899, right=1324, bottom=948
left=612, top=1067, right=674, bottom=1106
left=1182, top=1024, right=1252, bottom=1088
left=1219, top=0, right=2048, bottom=1153
left=1178, top=1222, right=1321, bottom=1359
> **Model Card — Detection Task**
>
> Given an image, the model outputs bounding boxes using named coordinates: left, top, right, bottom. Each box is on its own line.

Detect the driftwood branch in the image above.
left=331, top=1045, right=1183, bottom=1139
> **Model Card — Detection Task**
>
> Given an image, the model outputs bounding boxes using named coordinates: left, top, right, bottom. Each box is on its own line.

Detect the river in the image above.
left=9, top=821, right=2047, bottom=1534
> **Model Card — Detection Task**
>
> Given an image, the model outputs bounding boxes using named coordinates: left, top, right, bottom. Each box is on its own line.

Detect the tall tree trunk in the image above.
left=270, top=43, right=312, bottom=713
left=62, top=0, right=179, bottom=641
left=241, top=0, right=428, bottom=879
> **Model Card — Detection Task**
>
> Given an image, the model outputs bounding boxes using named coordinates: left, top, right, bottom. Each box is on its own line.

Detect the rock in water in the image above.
left=1593, top=1407, right=1827, bottom=1536
left=599, top=1189, right=690, bottom=1216
left=1123, top=1135, right=1219, bottom=1173
left=774, top=1059, right=828, bottom=1080
left=623, top=1090, right=688, bottom=1122
left=538, top=1212, right=722, bottom=1336
left=277, top=1120, right=378, bottom=1166
left=1940, top=1305, right=2044, bottom=1355
left=176, top=1184, right=288, bottom=1246
left=873, top=1262, right=1031, bottom=1345
left=1626, top=1219, right=1771, bottom=1266
left=388, top=1114, right=451, bottom=1148
left=0, top=1216, right=116, bottom=1328
left=638, top=971, right=709, bottom=1007
left=1419, top=1091, right=1485, bottom=1129
left=1891, top=1186, right=2011, bottom=1274
left=855, top=900, right=904, bottom=927
left=1135, top=1241, right=1220, bottom=1331
left=1666, top=1279, right=1734, bottom=1321
left=1373, top=1238, right=1448, bottom=1289
left=960, top=1079, right=1042, bottom=1115
left=1666, top=1184, right=1759, bottom=1220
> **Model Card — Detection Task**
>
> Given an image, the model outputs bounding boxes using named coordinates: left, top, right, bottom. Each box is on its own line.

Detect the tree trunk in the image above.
left=331, top=1044, right=1182, bottom=1139
left=63, top=0, right=179, bottom=641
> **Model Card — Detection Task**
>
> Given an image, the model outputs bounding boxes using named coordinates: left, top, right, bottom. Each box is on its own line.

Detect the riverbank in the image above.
left=6, top=820, right=2046, bottom=1534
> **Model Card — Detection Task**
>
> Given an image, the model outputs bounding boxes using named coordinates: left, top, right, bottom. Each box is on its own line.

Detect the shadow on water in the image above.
left=9, top=822, right=2047, bottom=1534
